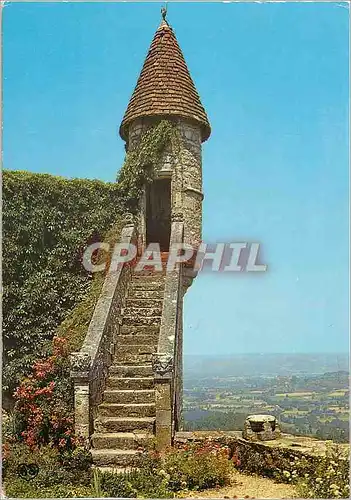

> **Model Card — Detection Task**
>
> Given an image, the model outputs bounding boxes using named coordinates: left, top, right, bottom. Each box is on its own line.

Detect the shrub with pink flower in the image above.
left=11, top=336, right=78, bottom=451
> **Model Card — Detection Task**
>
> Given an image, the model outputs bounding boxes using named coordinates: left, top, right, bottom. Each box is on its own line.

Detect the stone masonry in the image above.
left=117, top=15, right=211, bottom=456
left=71, top=13, right=211, bottom=466
left=70, top=13, right=351, bottom=473
left=243, top=415, right=282, bottom=441
left=91, top=268, right=166, bottom=467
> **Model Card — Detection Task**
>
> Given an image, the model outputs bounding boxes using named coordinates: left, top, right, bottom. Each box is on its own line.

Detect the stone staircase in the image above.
left=91, top=267, right=166, bottom=467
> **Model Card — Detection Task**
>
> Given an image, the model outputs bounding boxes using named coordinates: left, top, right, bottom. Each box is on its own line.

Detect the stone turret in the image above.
left=119, top=13, right=211, bottom=261
left=117, top=12, right=211, bottom=450
left=119, top=18, right=210, bottom=142
left=72, top=13, right=211, bottom=465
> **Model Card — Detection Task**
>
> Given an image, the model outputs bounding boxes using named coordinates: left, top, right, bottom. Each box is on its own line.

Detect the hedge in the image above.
left=2, top=170, right=123, bottom=397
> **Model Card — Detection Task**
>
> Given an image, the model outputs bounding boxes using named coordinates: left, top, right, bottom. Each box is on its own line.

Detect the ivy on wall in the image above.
left=117, top=119, right=180, bottom=209
left=3, top=119, right=179, bottom=399
left=56, top=219, right=124, bottom=355
left=2, top=171, right=123, bottom=396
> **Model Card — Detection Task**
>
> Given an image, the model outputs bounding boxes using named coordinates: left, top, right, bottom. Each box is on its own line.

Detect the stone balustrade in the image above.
left=152, top=220, right=184, bottom=450
left=70, top=221, right=137, bottom=441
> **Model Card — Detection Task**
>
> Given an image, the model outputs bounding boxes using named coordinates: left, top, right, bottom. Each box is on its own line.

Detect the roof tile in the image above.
left=119, top=21, right=211, bottom=142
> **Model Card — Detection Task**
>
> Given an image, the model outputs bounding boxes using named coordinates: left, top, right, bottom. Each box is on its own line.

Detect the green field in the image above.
left=276, top=392, right=314, bottom=397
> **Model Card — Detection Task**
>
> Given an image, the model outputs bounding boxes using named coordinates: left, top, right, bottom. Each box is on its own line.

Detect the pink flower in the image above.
left=58, top=438, right=66, bottom=448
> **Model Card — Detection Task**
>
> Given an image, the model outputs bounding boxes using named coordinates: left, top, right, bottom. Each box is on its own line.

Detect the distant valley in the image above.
left=183, top=353, right=349, bottom=443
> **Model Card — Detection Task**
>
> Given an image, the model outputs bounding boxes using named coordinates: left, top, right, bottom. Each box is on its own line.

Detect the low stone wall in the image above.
left=175, top=431, right=349, bottom=480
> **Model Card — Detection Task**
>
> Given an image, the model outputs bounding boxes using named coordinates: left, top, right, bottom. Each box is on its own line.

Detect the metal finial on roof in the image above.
left=161, top=5, right=167, bottom=21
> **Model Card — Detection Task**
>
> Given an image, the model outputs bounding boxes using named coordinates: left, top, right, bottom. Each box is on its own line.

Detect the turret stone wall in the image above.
left=127, top=117, right=203, bottom=253
left=126, top=117, right=203, bottom=446
left=177, top=120, right=203, bottom=250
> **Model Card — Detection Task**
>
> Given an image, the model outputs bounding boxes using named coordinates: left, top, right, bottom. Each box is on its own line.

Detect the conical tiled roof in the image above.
left=119, top=19, right=211, bottom=142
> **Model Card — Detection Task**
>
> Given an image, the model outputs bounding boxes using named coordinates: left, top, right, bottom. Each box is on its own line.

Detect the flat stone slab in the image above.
left=247, top=414, right=276, bottom=423
left=175, top=430, right=241, bottom=441
left=261, top=433, right=349, bottom=456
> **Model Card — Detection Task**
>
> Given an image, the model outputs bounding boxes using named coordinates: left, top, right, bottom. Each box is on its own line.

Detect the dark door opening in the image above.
left=146, top=179, right=171, bottom=251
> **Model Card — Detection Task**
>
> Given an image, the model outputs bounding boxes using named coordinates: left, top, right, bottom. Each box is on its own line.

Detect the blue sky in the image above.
left=3, top=2, right=349, bottom=355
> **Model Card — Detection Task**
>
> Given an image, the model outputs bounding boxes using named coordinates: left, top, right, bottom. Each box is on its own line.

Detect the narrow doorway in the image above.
left=146, top=179, right=171, bottom=251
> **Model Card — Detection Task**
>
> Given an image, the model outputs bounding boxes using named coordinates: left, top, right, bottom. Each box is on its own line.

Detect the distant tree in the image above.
left=316, top=429, right=323, bottom=439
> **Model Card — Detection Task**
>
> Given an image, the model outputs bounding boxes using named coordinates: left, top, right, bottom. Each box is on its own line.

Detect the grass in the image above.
left=337, top=413, right=349, bottom=421
left=276, top=392, right=314, bottom=398
left=328, top=390, right=348, bottom=396
left=283, top=409, right=309, bottom=416
left=329, top=406, right=348, bottom=412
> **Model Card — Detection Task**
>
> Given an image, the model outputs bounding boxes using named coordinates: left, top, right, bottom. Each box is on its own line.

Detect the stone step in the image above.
left=92, top=432, right=153, bottom=450
left=122, top=306, right=162, bottom=317
left=136, top=262, right=168, bottom=268
left=126, top=298, right=163, bottom=308
left=117, top=335, right=158, bottom=346
left=106, top=377, right=154, bottom=390
left=95, top=416, right=155, bottom=433
left=131, top=290, right=164, bottom=300
left=131, top=282, right=165, bottom=291
left=91, top=449, right=141, bottom=467
left=113, top=352, right=153, bottom=364
left=132, top=269, right=165, bottom=275
left=116, top=344, right=155, bottom=356
left=132, top=273, right=166, bottom=280
left=109, top=365, right=153, bottom=377
left=122, top=316, right=162, bottom=327
left=103, top=389, right=155, bottom=405
left=98, top=403, right=155, bottom=418
left=120, top=325, right=159, bottom=335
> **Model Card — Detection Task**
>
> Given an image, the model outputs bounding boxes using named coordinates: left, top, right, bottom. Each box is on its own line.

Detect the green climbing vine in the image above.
left=2, top=120, right=181, bottom=398
left=2, top=171, right=125, bottom=396
left=117, top=120, right=181, bottom=211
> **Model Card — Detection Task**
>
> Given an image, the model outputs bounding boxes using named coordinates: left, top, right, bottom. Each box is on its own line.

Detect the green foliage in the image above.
left=166, top=441, right=233, bottom=491
left=4, top=221, right=125, bottom=453
left=7, top=439, right=231, bottom=499
left=55, top=272, right=106, bottom=354
left=56, top=219, right=123, bottom=353
left=94, top=452, right=172, bottom=498
left=3, top=344, right=93, bottom=499
left=3, top=121, right=178, bottom=395
left=232, top=442, right=319, bottom=481
left=232, top=440, right=350, bottom=498
left=3, top=170, right=124, bottom=394
left=184, top=411, right=247, bottom=432
left=92, top=468, right=105, bottom=498
left=2, top=121, right=184, bottom=498
left=3, top=480, right=93, bottom=499
left=3, top=442, right=92, bottom=498
left=9, top=337, right=77, bottom=449
left=96, top=441, right=233, bottom=499
left=117, top=120, right=180, bottom=210
left=295, top=443, right=350, bottom=499
left=126, top=454, right=172, bottom=498
left=98, top=469, right=141, bottom=498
